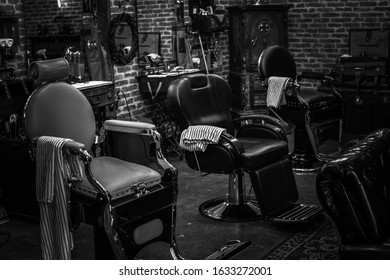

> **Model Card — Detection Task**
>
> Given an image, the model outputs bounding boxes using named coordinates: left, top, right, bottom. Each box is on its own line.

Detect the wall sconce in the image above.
left=57, top=0, right=61, bottom=8
left=0, top=38, right=13, bottom=48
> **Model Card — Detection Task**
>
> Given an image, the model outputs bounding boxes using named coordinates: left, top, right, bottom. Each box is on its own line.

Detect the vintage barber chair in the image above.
left=258, top=45, right=344, bottom=171
left=167, top=73, right=321, bottom=223
left=24, top=58, right=249, bottom=259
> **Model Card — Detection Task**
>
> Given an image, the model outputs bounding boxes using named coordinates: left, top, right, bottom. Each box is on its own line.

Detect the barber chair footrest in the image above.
left=267, top=204, right=322, bottom=223
left=204, top=240, right=252, bottom=260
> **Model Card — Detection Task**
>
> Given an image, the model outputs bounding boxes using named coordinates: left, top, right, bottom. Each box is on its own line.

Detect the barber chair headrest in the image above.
left=187, top=73, right=209, bottom=88
left=29, top=58, right=69, bottom=84
left=258, top=45, right=297, bottom=81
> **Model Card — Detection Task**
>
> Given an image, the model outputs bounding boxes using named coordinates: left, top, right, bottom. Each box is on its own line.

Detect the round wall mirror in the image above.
left=108, top=13, right=138, bottom=65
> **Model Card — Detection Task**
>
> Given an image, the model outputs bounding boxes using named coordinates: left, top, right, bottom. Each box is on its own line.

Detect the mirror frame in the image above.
left=108, top=12, right=138, bottom=65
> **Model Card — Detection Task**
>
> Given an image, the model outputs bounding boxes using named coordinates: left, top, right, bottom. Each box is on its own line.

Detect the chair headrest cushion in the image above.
left=258, top=45, right=297, bottom=80
left=188, top=74, right=209, bottom=88
left=29, top=58, right=69, bottom=84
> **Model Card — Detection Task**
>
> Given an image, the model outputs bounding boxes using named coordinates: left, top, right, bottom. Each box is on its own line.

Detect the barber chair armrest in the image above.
left=298, top=71, right=329, bottom=81
left=262, top=78, right=300, bottom=91
left=233, top=114, right=288, bottom=141
left=31, top=136, right=91, bottom=165
left=103, top=119, right=156, bottom=136
left=220, top=131, right=245, bottom=155
left=103, top=120, right=177, bottom=182
left=31, top=136, right=86, bottom=151
left=298, top=72, right=342, bottom=101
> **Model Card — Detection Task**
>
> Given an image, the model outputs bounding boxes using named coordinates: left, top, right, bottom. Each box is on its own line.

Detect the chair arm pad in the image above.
left=220, top=131, right=245, bottom=154
left=103, top=119, right=156, bottom=135
left=299, top=71, right=328, bottom=80
left=234, top=114, right=288, bottom=141
left=235, top=114, right=287, bottom=132
left=32, top=136, right=86, bottom=150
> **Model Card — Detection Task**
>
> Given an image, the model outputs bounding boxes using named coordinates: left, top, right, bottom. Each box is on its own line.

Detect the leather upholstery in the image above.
left=74, top=156, right=161, bottom=201
left=239, top=137, right=288, bottom=169
left=316, top=128, right=390, bottom=259
left=168, top=74, right=235, bottom=135
left=258, top=45, right=344, bottom=167
left=24, top=81, right=162, bottom=201
left=258, top=45, right=342, bottom=111
left=258, top=45, right=297, bottom=80
left=167, top=73, right=289, bottom=173
left=24, top=82, right=96, bottom=151
left=167, top=73, right=301, bottom=221
left=24, top=58, right=182, bottom=260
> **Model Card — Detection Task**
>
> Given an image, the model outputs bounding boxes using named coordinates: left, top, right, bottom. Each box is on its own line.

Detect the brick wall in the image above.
left=3, top=0, right=390, bottom=119
left=24, top=0, right=82, bottom=37
left=277, top=0, right=390, bottom=73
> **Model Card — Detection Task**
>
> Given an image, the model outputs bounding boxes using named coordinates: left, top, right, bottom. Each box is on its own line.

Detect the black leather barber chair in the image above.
left=24, top=58, right=249, bottom=260
left=317, top=129, right=390, bottom=259
left=258, top=45, right=343, bottom=171
left=167, top=73, right=321, bottom=223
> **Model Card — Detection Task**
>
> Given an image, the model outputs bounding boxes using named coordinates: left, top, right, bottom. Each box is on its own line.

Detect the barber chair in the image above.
left=258, top=45, right=344, bottom=171
left=167, top=73, right=322, bottom=223
left=24, top=58, right=249, bottom=260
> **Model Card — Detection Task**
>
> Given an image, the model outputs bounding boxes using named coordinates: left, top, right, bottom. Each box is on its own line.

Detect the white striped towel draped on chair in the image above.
left=266, top=76, right=293, bottom=109
left=179, top=125, right=226, bottom=152
left=36, top=136, right=83, bottom=260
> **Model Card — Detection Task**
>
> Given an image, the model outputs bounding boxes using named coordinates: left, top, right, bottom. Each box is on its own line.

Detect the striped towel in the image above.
left=36, top=136, right=83, bottom=260
left=266, top=76, right=292, bottom=109
left=179, top=125, right=226, bottom=152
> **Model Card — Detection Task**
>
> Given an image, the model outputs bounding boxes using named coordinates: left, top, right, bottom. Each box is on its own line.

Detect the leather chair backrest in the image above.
left=258, top=45, right=297, bottom=81
left=24, top=80, right=96, bottom=151
left=167, top=73, right=235, bottom=135
left=316, top=129, right=390, bottom=244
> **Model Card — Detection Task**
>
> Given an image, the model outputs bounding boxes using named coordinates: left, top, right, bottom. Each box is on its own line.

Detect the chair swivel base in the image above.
left=289, top=152, right=325, bottom=173
left=199, top=195, right=262, bottom=222
left=290, top=139, right=342, bottom=173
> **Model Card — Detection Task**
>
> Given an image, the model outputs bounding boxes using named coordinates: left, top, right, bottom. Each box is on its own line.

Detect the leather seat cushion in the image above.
left=73, top=156, right=161, bottom=200
left=238, top=137, right=289, bottom=169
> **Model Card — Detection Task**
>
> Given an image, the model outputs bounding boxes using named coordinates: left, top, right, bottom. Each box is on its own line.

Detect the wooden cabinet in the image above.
left=227, top=5, right=290, bottom=116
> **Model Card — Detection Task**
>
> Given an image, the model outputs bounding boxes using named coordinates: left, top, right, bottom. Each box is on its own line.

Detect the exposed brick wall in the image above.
left=268, top=0, right=390, bottom=73
left=3, top=0, right=390, bottom=120
left=24, top=0, right=82, bottom=37
left=123, top=0, right=390, bottom=119
left=111, top=0, right=180, bottom=119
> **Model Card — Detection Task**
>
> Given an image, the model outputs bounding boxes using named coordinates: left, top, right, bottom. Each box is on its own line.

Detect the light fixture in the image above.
left=57, top=0, right=61, bottom=8
left=0, top=38, right=13, bottom=48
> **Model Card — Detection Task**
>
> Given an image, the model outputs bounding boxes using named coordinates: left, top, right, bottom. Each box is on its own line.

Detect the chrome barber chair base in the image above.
left=199, top=196, right=262, bottom=222
left=290, top=157, right=325, bottom=173
left=289, top=152, right=323, bottom=172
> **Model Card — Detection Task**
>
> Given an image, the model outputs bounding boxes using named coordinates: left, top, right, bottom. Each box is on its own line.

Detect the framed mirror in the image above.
left=108, top=12, right=138, bottom=65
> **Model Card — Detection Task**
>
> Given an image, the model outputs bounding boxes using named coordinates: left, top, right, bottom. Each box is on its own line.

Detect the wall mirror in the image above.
left=138, top=32, right=161, bottom=67
left=108, top=12, right=138, bottom=65
left=23, top=0, right=112, bottom=76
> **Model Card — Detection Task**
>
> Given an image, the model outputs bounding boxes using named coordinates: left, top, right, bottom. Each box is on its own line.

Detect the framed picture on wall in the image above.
left=138, top=32, right=161, bottom=67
